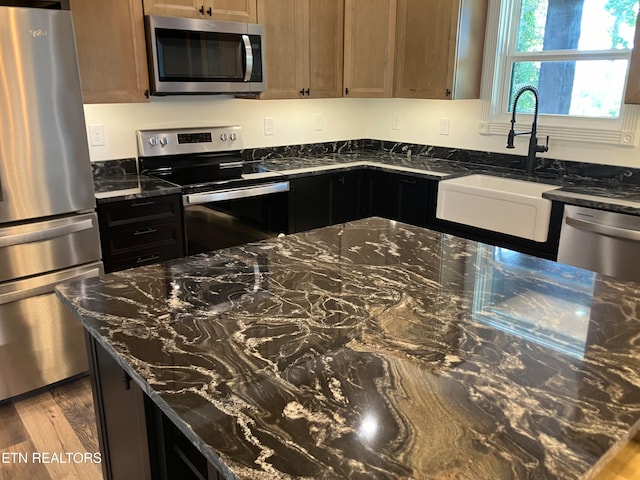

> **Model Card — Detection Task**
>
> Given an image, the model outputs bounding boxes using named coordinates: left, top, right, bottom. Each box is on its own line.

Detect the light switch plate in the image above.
left=264, top=117, right=274, bottom=136
left=392, top=113, right=401, bottom=130
left=439, top=118, right=450, bottom=136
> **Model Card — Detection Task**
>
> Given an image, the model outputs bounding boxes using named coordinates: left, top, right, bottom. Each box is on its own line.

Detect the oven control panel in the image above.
left=137, top=126, right=243, bottom=157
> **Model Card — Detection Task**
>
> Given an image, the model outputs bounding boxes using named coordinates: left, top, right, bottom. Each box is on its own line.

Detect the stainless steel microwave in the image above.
left=144, top=15, right=265, bottom=95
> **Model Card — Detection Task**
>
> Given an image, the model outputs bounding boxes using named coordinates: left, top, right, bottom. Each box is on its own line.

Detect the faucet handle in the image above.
left=537, top=135, right=549, bottom=153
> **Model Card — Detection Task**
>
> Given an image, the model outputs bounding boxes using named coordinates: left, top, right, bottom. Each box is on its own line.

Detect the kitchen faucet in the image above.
left=506, top=85, right=549, bottom=175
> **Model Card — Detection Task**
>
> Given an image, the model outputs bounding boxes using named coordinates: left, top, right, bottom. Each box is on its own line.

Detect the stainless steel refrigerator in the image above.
left=0, top=6, right=102, bottom=401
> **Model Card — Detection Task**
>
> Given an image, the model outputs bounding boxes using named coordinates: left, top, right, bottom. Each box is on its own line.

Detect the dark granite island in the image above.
left=55, top=218, right=640, bottom=480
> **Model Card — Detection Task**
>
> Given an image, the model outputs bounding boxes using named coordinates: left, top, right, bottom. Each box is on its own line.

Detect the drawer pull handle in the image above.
left=130, top=201, right=155, bottom=207
left=136, top=254, right=160, bottom=264
left=133, top=228, right=157, bottom=236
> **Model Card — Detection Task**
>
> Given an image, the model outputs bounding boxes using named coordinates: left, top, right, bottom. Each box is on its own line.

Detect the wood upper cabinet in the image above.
left=143, top=0, right=257, bottom=22
left=70, top=0, right=149, bottom=103
left=624, top=11, right=640, bottom=103
left=394, top=0, right=487, bottom=99
left=343, top=0, right=397, bottom=98
left=258, top=0, right=344, bottom=99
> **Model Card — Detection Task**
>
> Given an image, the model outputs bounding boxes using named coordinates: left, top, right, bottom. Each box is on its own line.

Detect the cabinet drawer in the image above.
left=97, top=194, right=183, bottom=229
left=105, top=243, right=184, bottom=272
left=102, top=221, right=183, bottom=259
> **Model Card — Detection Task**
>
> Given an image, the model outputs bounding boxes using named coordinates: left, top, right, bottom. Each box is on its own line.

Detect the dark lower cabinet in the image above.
left=87, top=334, right=152, bottom=480
left=289, top=170, right=366, bottom=233
left=333, top=170, right=366, bottom=224
left=289, top=174, right=333, bottom=232
left=368, top=170, right=430, bottom=227
left=87, top=335, right=221, bottom=480
left=97, top=194, right=185, bottom=273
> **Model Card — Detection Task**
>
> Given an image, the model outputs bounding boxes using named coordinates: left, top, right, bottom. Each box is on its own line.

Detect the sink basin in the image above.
left=436, top=174, right=559, bottom=242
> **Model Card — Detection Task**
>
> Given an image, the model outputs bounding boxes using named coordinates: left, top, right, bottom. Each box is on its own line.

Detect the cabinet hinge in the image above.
left=445, top=88, right=452, bottom=97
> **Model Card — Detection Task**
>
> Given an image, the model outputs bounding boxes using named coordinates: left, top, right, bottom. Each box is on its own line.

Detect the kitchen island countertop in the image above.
left=56, top=217, right=640, bottom=479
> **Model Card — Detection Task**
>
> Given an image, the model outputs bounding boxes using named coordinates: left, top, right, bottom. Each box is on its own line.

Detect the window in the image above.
left=480, top=0, right=640, bottom=145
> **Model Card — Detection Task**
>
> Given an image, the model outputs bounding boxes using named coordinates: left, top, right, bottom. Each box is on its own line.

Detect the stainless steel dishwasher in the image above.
left=557, top=205, right=640, bottom=283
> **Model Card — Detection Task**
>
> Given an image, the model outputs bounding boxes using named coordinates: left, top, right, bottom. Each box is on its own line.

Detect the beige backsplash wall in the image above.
left=83, top=96, right=370, bottom=162
left=84, top=96, right=640, bottom=168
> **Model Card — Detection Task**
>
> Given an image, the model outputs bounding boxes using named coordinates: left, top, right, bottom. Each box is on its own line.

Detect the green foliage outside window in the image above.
left=509, top=0, right=638, bottom=117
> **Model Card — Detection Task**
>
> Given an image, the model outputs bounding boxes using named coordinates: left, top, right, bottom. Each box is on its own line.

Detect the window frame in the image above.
left=480, top=0, right=640, bottom=146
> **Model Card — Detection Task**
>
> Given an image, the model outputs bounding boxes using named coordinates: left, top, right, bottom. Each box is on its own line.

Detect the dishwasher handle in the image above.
left=565, top=215, right=640, bottom=242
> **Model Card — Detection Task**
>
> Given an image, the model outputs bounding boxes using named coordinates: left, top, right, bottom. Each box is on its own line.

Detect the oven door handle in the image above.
left=184, top=181, right=289, bottom=205
left=242, top=34, right=253, bottom=82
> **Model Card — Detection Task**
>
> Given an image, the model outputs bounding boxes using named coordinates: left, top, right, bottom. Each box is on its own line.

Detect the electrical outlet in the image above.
left=392, top=113, right=401, bottom=130
left=439, top=118, right=450, bottom=136
left=264, top=117, right=274, bottom=136
left=89, top=124, right=105, bottom=146
left=313, top=114, right=324, bottom=131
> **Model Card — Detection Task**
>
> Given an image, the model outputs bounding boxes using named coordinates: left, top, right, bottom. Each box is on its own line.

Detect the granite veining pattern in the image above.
left=91, top=142, right=640, bottom=214
left=56, top=218, right=640, bottom=479
left=92, top=158, right=181, bottom=202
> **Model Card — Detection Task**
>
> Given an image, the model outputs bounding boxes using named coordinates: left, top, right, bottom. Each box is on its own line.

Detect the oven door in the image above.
left=183, top=181, right=289, bottom=255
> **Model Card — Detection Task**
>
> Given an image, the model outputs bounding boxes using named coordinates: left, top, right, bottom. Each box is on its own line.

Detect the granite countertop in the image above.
left=90, top=150, right=640, bottom=215
left=93, top=174, right=181, bottom=203
left=56, top=218, right=640, bottom=479
left=257, top=151, right=474, bottom=179
left=543, top=182, right=640, bottom=215
left=92, top=158, right=181, bottom=203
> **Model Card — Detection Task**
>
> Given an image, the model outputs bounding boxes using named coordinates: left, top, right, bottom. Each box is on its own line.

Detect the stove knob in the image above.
left=220, top=133, right=228, bottom=141
left=148, top=137, right=158, bottom=146
left=159, top=136, right=169, bottom=146
left=229, top=132, right=237, bottom=141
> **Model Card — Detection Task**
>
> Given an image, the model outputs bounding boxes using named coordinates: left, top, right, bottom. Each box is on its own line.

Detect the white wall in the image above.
left=83, top=96, right=370, bottom=162
left=368, top=98, right=640, bottom=167
left=84, top=96, right=640, bottom=168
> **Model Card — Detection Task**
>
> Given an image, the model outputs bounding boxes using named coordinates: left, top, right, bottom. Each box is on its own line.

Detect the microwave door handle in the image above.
left=242, top=34, right=253, bottom=82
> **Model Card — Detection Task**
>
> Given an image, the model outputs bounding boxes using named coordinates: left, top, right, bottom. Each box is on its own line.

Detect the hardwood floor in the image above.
left=593, top=438, right=640, bottom=480
left=0, top=376, right=103, bottom=480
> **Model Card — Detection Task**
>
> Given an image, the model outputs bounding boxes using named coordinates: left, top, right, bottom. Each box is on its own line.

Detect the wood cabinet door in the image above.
left=343, top=0, right=397, bottom=98
left=394, top=0, right=456, bottom=99
left=142, top=0, right=204, bottom=17
left=71, top=0, right=149, bottom=103
left=211, top=0, right=257, bottom=22
left=306, top=0, right=344, bottom=98
left=258, top=0, right=306, bottom=99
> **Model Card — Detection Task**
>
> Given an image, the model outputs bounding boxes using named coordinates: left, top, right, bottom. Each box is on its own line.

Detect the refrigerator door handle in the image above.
left=0, top=266, right=101, bottom=305
left=0, top=217, right=94, bottom=248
